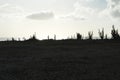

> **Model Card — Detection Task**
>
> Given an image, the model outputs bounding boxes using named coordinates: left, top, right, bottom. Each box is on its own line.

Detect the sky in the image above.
left=0, top=0, right=120, bottom=40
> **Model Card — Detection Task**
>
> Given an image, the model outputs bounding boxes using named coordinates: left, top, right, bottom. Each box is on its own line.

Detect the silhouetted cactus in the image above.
left=76, top=33, right=82, bottom=40
left=98, top=28, right=104, bottom=39
left=88, top=31, right=93, bottom=40
left=111, top=25, right=120, bottom=39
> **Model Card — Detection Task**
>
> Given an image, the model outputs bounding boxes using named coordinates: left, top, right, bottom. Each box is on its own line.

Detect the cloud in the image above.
left=108, top=0, right=120, bottom=18
left=60, top=14, right=86, bottom=21
left=61, top=0, right=96, bottom=21
left=102, top=0, right=120, bottom=20
left=74, top=2, right=95, bottom=17
left=0, top=3, right=24, bottom=15
left=26, top=11, right=55, bottom=20
left=0, top=3, right=25, bottom=20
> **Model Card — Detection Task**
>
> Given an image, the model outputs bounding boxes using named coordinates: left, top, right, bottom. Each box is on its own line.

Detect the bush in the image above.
left=76, top=33, right=82, bottom=40
left=111, top=25, right=120, bottom=39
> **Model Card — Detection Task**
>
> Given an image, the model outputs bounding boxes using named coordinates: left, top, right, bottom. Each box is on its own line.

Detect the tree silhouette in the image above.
left=111, top=25, right=120, bottom=39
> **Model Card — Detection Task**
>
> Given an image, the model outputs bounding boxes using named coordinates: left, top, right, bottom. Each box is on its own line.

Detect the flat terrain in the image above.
left=0, top=40, right=120, bottom=80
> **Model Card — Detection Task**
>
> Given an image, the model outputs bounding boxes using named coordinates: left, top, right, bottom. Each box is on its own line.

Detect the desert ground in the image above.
left=0, top=40, right=120, bottom=80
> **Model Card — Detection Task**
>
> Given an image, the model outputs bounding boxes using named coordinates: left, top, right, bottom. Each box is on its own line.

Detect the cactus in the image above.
left=98, top=28, right=104, bottom=39
left=88, top=31, right=93, bottom=40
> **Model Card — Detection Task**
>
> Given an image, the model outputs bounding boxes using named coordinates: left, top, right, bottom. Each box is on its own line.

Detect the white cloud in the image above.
left=26, top=11, right=55, bottom=20
left=0, top=3, right=24, bottom=15
left=61, top=0, right=97, bottom=21
left=61, top=14, right=86, bottom=21
left=0, top=3, right=25, bottom=19
left=74, top=2, right=96, bottom=17
left=107, top=0, right=120, bottom=18
left=101, top=0, right=120, bottom=20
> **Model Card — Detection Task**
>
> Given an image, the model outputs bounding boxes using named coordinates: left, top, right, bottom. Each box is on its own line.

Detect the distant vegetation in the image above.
left=2, top=25, right=120, bottom=42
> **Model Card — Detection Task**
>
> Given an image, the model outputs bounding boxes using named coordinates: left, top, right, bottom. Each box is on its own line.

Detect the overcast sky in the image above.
left=0, top=0, right=120, bottom=40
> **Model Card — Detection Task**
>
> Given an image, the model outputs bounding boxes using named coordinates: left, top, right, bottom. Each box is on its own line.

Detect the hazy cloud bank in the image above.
left=26, top=11, right=55, bottom=20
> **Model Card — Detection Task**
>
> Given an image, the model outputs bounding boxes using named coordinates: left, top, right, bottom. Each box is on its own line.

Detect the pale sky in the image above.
left=0, top=0, right=120, bottom=40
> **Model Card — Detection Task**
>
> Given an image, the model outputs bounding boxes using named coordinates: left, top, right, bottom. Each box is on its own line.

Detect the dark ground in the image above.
left=0, top=40, right=120, bottom=80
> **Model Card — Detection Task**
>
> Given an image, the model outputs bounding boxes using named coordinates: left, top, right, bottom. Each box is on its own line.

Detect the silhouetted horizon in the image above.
left=0, top=25, right=119, bottom=42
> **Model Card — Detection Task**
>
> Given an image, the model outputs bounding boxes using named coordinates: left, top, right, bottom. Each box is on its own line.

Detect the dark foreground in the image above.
left=0, top=40, right=120, bottom=80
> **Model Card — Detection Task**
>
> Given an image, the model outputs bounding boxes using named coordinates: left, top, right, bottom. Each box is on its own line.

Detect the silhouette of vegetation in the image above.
left=12, top=37, right=15, bottom=41
left=54, top=34, right=56, bottom=40
left=88, top=31, right=93, bottom=40
left=26, top=33, right=39, bottom=42
left=111, top=25, right=120, bottom=40
left=98, top=28, right=104, bottom=39
left=47, top=35, right=50, bottom=40
left=76, top=33, right=82, bottom=40
left=105, top=34, right=108, bottom=39
left=23, top=37, right=26, bottom=41
left=1, top=25, right=120, bottom=42
left=18, top=38, right=21, bottom=41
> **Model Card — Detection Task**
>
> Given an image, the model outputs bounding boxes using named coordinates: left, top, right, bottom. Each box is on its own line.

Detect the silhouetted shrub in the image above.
left=88, top=31, right=93, bottom=40
left=76, top=33, right=82, bottom=40
left=98, top=28, right=104, bottom=39
left=12, top=37, right=15, bottom=41
left=23, top=37, right=26, bottom=41
left=18, top=38, right=21, bottom=41
left=105, top=34, right=108, bottom=39
left=111, top=25, right=120, bottom=39
left=32, top=33, right=36, bottom=40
